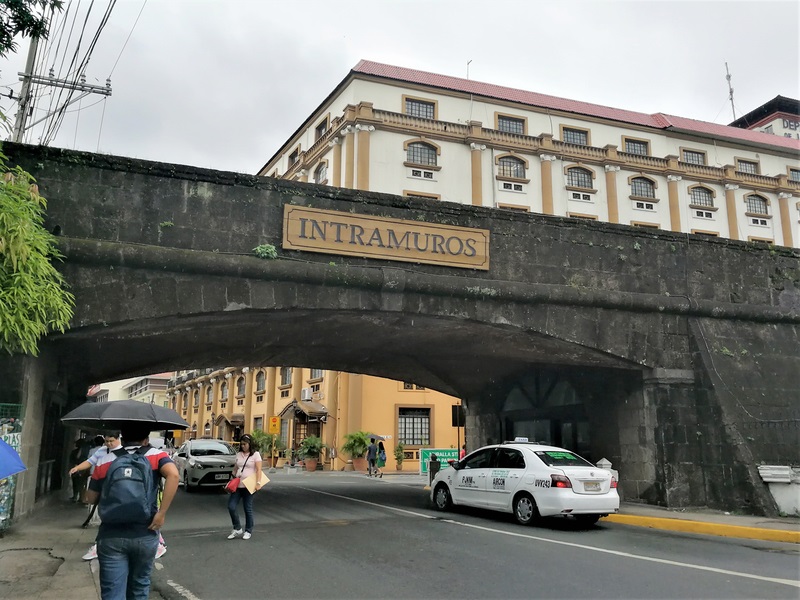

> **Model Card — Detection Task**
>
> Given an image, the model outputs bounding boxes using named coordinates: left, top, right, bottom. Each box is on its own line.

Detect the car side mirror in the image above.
left=449, top=460, right=461, bottom=470
left=176, top=452, right=185, bottom=458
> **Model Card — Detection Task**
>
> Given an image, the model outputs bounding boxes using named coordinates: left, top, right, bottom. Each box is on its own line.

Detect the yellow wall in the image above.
left=167, top=367, right=463, bottom=472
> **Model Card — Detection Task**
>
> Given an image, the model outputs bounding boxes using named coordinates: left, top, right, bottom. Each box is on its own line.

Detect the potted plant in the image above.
left=298, top=435, right=325, bottom=472
left=248, top=430, right=285, bottom=467
left=394, top=443, right=405, bottom=471
left=341, top=431, right=370, bottom=472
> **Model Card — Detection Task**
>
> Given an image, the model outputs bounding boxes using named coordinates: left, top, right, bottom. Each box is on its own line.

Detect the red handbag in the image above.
left=225, top=454, right=249, bottom=493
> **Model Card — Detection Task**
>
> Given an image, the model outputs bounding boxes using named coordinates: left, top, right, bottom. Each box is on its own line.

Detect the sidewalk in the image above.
left=1, top=473, right=797, bottom=600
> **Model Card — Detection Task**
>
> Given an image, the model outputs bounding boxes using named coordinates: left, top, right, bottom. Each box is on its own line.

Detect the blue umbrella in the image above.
left=0, top=438, right=26, bottom=480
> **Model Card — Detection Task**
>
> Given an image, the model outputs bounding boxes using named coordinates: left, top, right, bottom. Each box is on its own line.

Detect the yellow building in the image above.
left=166, top=367, right=464, bottom=471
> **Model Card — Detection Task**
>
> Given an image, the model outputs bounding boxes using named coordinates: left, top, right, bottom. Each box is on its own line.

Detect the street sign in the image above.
left=419, top=448, right=459, bottom=474
left=268, top=416, right=280, bottom=434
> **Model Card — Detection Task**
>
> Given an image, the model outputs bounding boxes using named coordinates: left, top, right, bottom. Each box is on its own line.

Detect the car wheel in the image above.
left=513, top=493, right=539, bottom=525
left=183, top=471, right=195, bottom=493
left=433, top=484, right=452, bottom=511
left=575, top=514, right=600, bottom=527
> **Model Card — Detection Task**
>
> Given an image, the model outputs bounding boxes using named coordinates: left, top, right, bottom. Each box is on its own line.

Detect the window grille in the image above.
left=567, top=167, right=592, bottom=189
left=405, top=99, right=435, bottom=119
left=498, top=116, right=525, bottom=135
left=498, top=156, right=525, bottom=179
left=631, top=177, right=655, bottom=198
left=407, top=142, right=437, bottom=166
left=398, top=408, right=431, bottom=446
left=690, top=187, right=714, bottom=207
left=745, top=195, right=768, bottom=215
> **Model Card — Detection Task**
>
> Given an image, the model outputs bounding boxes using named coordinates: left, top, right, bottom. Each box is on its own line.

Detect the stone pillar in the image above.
left=667, top=175, right=682, bottom=232
left=355, top=124, right=374, bottom=190
left=330, top=137, right=343, bottom=188
left=342, top=126, right=355, bottom=189
left=778, top=193, right=794, bottom=248
left=724, top=184, right=739, bottom=240
left=242, top=367, right=253, bottom=432
left=604, top=164, right=621, bottom=223
left=336, top=372, right=350, bottom=470
left=470, top=142, right=486, bottom=206
left=539, top=154, right=557, bottom=215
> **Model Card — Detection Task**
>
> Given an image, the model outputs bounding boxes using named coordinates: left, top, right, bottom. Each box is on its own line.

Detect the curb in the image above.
left=603, top=514, right=800, bottom=544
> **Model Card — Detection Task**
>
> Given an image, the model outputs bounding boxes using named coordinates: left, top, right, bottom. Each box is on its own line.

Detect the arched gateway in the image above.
left=1, top=143, right=797, bottom=520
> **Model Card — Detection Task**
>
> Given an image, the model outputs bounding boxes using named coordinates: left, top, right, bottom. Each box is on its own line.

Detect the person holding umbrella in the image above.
left=86, top=423, right=179, bottom=600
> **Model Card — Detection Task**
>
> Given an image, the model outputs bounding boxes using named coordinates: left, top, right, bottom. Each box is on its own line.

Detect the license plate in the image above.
left=215, top=474, right=229, bottom=480
left=584, top=481, right=601, bottom=491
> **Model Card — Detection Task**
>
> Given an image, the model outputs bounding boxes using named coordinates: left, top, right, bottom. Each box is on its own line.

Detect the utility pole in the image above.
left=725, top=62, right=736, bottom=121
left=12, top=36, right=39, bottom=142
left=11, top=37, right=112, bottom=144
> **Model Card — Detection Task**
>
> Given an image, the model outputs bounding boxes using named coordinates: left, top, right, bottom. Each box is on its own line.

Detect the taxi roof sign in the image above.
left=513, top=437, right=529, bottom=442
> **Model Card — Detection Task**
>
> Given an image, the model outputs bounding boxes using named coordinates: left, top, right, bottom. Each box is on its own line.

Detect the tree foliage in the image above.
left=0, top=0, right=62, bottom=57
left=0, top=149, right=73, bottom=355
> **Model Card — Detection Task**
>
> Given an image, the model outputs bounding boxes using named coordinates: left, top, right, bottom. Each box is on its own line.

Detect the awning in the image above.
left=215, top=413, right=245, bottom=426
left=278, top=400, right=328, bottom=418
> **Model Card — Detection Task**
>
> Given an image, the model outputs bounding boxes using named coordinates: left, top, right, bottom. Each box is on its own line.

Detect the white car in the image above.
left=430, top=440, right=619, bottom=526
left=173, top=439, right=237, bottom=492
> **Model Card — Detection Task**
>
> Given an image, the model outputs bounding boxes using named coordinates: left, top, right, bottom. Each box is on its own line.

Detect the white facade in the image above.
left=260, top=61, right=800, bottom=249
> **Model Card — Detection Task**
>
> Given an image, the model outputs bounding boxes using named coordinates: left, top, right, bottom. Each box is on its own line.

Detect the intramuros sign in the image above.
left=283, top=205, right=490, bottom=270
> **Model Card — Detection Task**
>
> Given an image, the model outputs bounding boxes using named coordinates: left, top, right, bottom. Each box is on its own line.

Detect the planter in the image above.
left=352, top=457, right=368, bottom=472
left=275, top=457, right=287, bottom=468
left=304, top=457, right=318, bottom=472
left=395, top=463, right=403, bottom=471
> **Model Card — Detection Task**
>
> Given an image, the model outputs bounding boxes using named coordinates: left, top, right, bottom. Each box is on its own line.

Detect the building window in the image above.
left=631, top=177, right=656, bottom=198
left=280, top=367, right=293, bottom=386
left=402, top=382, right=426, bottom=390
left=497, top=115, right=525, bottom=135
left=256, top=371, right=266, bottom=392
left=407, top=142, right=437, bottom=166
left=398, top=408, right=431, bottom=446
left=745, top=195, right=768, bottom=215
left=220, top=381, right=228, bottom=400
left=288, top=149, right=299, bottom=166
left=689, top=187, right=714, bottom=207
left=562, top=127, right=589, bottom=146
left=192, top=391, right=199, bottom=407
left=567, top=167, right=593, bottom=189
left=182, top=393, right=188, bottom=410
left=405, top=98, right=435, bottom=120
left=498, top=156, right=525, bottom=179
left=789, top=168, right=800, bottom=182
left=681, top=149, right=707, bottom=165
left=314, top=162, right=327, bottom=184
left=256, top=394, right=263, bottom=403
left=236, top=376, right=245, bottom=397
left=736, top=159, right=759, bottom=175
left=254, top=416, right=263, bottom=431
left=205, top=386, right=212, bottom=405
left=310, top=368, right=323, bottom=380
left=624, top=138, right=650, bottom=156
left=314, top=118, right=328, bottom=140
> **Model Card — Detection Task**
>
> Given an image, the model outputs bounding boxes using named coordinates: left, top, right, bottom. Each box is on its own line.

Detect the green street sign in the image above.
left=419, top=448, right=459, bottom=474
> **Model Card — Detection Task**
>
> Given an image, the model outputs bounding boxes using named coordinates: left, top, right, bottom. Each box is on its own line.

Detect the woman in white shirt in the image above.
left=227, top=434, right=263, bottom=540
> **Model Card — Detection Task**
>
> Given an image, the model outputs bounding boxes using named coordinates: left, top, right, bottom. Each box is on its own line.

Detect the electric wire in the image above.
left=109, top=0, right=146, bottom=77
left=44, top=0, right=117, bottom=145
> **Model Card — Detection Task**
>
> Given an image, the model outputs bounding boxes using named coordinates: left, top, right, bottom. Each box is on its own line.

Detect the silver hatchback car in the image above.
left=173, top=439, right=236, bottom=492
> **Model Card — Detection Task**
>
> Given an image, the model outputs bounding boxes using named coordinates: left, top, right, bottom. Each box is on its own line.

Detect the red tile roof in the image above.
left=353, top=60, right=800, bottom=152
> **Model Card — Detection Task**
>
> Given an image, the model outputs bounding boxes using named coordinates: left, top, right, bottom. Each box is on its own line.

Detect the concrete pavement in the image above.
left=1, top=470, right=797, bottom=599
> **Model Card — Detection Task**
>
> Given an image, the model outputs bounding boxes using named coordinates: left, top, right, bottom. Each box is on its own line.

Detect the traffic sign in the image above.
left=268, top=416, right=280, bottom=434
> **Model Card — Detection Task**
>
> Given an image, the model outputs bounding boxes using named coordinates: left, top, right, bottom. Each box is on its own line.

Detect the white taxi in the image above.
left=429, top=439, right=619, bottom=526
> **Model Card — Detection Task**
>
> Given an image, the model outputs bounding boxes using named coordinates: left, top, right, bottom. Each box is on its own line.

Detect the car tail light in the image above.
left=551, top=474, right=572, bottom=488
left=610, top=476, right=618, bottom=489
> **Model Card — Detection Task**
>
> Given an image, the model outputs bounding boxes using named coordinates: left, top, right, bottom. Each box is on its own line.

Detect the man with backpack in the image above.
left=86, top=424, right=179, bottom=600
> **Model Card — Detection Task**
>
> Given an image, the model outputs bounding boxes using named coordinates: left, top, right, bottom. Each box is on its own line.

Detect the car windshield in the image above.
left=191, top=442, right=234, bottom=456
left=534, top=450, right=594, bottom=467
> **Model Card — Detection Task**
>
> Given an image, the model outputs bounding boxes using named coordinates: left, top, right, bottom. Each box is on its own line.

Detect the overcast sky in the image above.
left=0, top=0, right=797, bottom=175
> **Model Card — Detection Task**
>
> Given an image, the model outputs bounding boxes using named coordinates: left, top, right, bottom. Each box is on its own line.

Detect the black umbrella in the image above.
left=364, top=433, right=386, bottom=441
left=61, top=400, right=189, bottom=431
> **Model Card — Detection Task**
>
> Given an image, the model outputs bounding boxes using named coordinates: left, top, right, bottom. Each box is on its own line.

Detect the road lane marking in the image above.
left=303, top=487, right=800, bottom=589
left=166, top=579, right=203, bottom=600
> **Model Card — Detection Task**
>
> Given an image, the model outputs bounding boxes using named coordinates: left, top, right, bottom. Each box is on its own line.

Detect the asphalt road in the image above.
left=152, top=472, right=800, bottom=600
